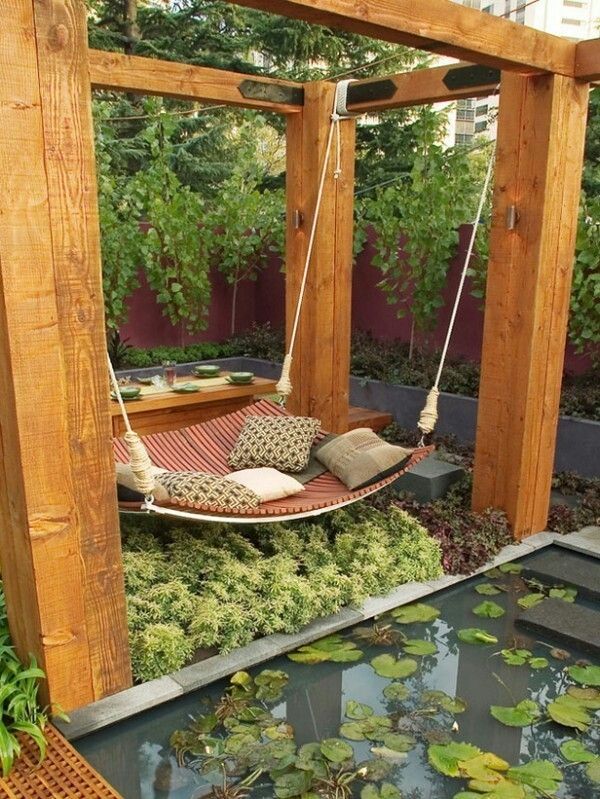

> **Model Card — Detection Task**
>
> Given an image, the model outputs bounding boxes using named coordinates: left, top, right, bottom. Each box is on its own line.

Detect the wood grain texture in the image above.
left=32, top=0, right=131, bottom=701
left=0, top=0, right=94, bottom=709
left=575, top=38, right=600, bottom=81
left=472, top=73, right=589, bottom=539
left=89, top=49, right=302, bottom=114
left=226, top=0, right=575, bottom=76
left=347, top=62, right=498, bottom=113
left=284, top=83, right=354, bottom=432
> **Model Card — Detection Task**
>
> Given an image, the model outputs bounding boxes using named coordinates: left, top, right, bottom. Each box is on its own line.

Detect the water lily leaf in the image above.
left=288, top=637, right=362, bottom=665
left=457, top=628, right=498, bottom=645
left=382, top=733, right=416, bottom=752
left=453, top=793, right=486, bottom=799
left=371, top=654, right=418, bottom=679
left=402, top=639, right=438, bottom=656
left=500, top=649, right=531, bottom=666
left=490, top=699, right=540, bottom=727
left=528, top=657, right=548, bottom=670
left=361, top=784, right=401, bottom=799
left=506, top=760, right=562, bottom=793
left=224, top=732, right=259, bottom=755
left=466, top=779, right=525, bottom=799
left=475, top=583, right=501, bottom=595
left=421, top=690, right=467, bottom=714
left=547, top=695, right=592, bottom=731
left=498, top=562, right=523, bottom=574
left=391, top=603, right=440, bottom=624
left=310, top=635, right=351, bottom=652
left=568, top=665, right=600, bottom=687
left=192, top=713, right=218, bottom=733
left=566, top=686, right=600, bottom=708
left=254, top=669, right=289, bottom=701
left=428, top=742, right=482, bottom=777
left=357, top=758, right=392, bottom=782
left=264, top=723, right=294, bottom=740
left=485, top=568, right=503, bottom=578
left=517, top=593, right=545, bottom=610
left=345, top=700, right=374, bottom=720
left=462, top=752, right=509, bottom=782
left=328, top=649, right=363, bottom=663
left=473, top=601, right=505, bottom=619
left=339, top=722, right=367, bottom=741
left=320, top=738, right=354, bottom=763
left=549, top=586, right=577, bottom=602
left=383, top=682, right=410, bottom=702
left=230, top=671, right=254, bottom=691
left=586, top=758, right=600, bottom=783
left=273, top=769, right=313, bottom=798
left=560, top=739, right=596, bottom=763
left=287, top=651, right=329, bottom=664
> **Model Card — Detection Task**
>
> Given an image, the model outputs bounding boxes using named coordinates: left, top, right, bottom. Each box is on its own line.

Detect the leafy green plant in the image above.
left=130, top=622, right=194, bottom=682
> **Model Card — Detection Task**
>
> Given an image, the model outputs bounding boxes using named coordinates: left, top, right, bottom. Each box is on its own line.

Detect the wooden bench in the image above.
left=110, top=374, right=278, bottom=437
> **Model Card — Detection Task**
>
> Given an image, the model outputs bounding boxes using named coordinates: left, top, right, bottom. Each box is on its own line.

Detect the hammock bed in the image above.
left=114, top=399, right=433, bottom=523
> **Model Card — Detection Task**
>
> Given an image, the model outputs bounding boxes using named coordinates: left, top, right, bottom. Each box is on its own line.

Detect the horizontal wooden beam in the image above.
left=226, top=0, right=575, bottom=76
left=88, top=50, right=303, bottom=113
left=347, top=62, right=499, bottom=112
left=575, top=38, right=600, bottom=82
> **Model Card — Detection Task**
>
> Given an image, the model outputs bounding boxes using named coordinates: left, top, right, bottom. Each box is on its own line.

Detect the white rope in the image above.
left=417, top=141, right=497, bottom=439
left=276, top=79, right=358, bottom=403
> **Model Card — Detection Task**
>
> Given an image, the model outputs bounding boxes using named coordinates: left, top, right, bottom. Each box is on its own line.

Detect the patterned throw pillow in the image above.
left=315, top=428, right=413, bottom=490
left=228, top=415, right=321, bottom=473
left=157, top=471, right=260, bottom=510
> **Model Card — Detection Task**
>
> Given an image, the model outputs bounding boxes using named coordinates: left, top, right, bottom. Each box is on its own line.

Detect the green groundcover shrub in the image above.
left=122, top=504, right=443, bottom=682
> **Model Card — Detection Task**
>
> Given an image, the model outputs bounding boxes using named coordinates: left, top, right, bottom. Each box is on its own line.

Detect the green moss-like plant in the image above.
left=130, top=623, right=194, bottom=682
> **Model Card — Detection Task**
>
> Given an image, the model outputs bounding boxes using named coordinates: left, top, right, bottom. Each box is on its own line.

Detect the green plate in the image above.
left=226, top=376, right=254, bottom=385
left=111, top=392, right=141, bottom=402
left=136, top=376, right=155, bottom=385
left=171, top=383, right=200, bottom=394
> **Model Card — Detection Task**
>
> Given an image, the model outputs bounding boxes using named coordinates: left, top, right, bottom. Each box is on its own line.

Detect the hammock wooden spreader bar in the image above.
left=114, top=399, right=432, bottom=523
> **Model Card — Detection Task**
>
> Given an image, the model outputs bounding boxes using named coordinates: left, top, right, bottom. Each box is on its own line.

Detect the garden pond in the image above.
left=78, top=549, right=600, bottom=799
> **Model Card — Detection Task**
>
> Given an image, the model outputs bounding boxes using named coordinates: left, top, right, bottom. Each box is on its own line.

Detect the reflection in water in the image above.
left=77, top=550, right=599, bottom=799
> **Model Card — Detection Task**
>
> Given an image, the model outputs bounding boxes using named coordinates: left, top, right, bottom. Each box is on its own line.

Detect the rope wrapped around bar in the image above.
left=418, top=387, right=439, bottom=436
left=276, top=353, right=293, bottom=400
left=123, top=431, right=157, bottom=496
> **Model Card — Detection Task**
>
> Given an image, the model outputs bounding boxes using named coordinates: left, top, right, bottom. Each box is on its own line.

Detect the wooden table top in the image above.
left=109, top=373, right=277, bottom=417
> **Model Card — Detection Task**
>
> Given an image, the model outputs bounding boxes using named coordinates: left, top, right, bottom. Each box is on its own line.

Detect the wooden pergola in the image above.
left=0, top=0, right=597, bottom=712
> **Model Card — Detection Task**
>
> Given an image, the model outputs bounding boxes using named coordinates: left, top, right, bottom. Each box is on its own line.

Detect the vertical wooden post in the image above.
left=0, top=0, right=131, bottom=710
left=285, top=82, right=356, bottom=432
left=472, top=72, right=589, bottom=539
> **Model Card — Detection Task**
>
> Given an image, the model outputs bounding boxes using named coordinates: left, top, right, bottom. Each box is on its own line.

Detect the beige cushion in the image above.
left=228, top=415, right=320, bottom=473
left=228, top=468, right=305, bottom=503
left=116, top=462, right=170, bottom=502
left=315, top=428, right=413, bottom=490
left=156, top=471, right=260, bottom=510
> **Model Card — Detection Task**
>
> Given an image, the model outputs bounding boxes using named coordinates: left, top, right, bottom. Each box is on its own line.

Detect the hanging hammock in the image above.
left=114, top=399, right=433, bottom=523
left=109, top=79, right=496, bottom=524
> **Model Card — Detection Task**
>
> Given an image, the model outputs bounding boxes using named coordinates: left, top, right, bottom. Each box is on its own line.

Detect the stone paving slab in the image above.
left=556, top=526, right=600, bottom=559
left=516, top=597, right=600, bottom=658
left=522, top=546, right=600, bottom=600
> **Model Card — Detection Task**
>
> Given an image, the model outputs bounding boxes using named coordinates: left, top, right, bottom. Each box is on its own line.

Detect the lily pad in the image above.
left=402, top=639, right=438, bottom=656
left=320, top=738, right=353, bottom=763
left=566, top=686, right=600, bottom=708
left=345, top=700, right=374, bottom=720
left=421, top=689, right=467, bottom=714
left=357, top=758, right=392, bottom=781
left=391, top=603, right=440, bottom=624
left=560, top=739, right=596, bottom=763
left=498, top=562, right=523, bottom=574
left=273, top=769, right=313, bottom=798
left=517, top=593, right=545, bottom=610
left=490, top=699, right=540, bottom=727
left=382, top=733, right=417, bottom=753
left=371, top=654, right=418, bottom=679
left=568, top=664, right=600, bottom=687
left=383, top=682, right=410, bottom=702
left=427, top=741, right=482, bottom=777
left=587, top=759, right=600, bottom=783
left=528, top=657, right=548, bottom=670
left=506, top=760, right=562, bottom=793
left=501, top=648, right=531, bottom=666
left=549, top=586, right=577, bottom=602
left=473, top=600, right=505, bottom=619
left=547, top=694, right=592, bottom=731
left=340, top=715, right=391, bottom=742
left=361, top=783, right=401, bottom=799
left=457, top=628, right=498, bottom=645
left=475, top=583, right=501, bottom=595
left=288, top=635, right=362, bottom=665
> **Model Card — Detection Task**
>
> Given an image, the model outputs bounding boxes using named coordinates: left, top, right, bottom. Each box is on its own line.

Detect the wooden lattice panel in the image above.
left=0, top=725, right=122, bottom=799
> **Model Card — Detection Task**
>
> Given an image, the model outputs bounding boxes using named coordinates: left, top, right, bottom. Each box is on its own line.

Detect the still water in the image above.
left=77, top=548, right=599, bottom=798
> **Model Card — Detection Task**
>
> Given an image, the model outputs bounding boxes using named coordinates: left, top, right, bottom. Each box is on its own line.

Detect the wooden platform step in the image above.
left=348, top=406, right=393, bottom=433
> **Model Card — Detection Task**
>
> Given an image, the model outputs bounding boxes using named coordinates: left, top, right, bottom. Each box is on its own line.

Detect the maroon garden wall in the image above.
left=120, top=225, right=590, bottom=373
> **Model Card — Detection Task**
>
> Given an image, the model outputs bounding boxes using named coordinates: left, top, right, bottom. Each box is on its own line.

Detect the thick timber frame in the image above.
left=0, top=0, right=596, bottom=710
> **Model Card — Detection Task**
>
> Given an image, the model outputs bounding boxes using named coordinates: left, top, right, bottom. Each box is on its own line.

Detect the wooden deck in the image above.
left=0, top=725, right=122, bottom=798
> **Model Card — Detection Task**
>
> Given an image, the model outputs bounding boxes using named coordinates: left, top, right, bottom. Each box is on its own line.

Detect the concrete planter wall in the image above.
left=117, top=357, right=600, bottom=477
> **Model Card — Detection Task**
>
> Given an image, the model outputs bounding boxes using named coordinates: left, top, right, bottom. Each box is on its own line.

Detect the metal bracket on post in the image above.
left=292, top=210, right=304, bottom=229
left=443, top=64, right=501, bottom=90
left=506, top=205, right=519, bottom=230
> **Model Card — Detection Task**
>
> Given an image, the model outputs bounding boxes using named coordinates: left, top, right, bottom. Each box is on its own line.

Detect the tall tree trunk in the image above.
left=124, top=0, right=140, bottom=54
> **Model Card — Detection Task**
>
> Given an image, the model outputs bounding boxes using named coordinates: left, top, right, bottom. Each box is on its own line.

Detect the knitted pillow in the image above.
left=157, top=471, right=260, bottom=510
left=315, top=428, right=413, bottom=490
left=228, top=415, right=321, bottom=473
left=227, top=468, right=305, bottom=502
